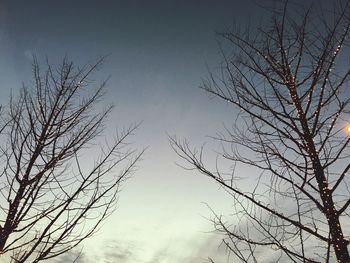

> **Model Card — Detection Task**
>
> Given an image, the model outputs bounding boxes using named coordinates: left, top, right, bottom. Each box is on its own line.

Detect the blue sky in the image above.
left=0, top=0, right=335, bottom=262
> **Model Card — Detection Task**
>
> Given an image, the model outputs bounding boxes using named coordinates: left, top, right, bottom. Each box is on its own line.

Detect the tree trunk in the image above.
left=314, top=164, right=350, bottom=262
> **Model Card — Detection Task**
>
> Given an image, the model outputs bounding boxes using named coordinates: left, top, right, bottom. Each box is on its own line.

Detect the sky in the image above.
left=0, top=0, right=336, bottom=263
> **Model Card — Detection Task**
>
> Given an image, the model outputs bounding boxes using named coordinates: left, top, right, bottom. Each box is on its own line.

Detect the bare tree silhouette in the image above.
left=171, top=1, right=350, bottom=262
left=0, top=58, right=143, bottom=262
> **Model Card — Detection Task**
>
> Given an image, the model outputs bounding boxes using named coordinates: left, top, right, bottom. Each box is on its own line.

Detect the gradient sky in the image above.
left=0, top=1, right=333, bottom=262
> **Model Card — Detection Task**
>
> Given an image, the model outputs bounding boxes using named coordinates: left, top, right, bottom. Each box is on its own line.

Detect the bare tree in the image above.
left=171, top=1, right=350, bottom=262
left=0, top=58, right=143, bottom=262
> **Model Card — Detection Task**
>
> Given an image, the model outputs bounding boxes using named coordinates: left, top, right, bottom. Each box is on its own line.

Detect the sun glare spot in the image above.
left=345, top=124, right=350, bottom=134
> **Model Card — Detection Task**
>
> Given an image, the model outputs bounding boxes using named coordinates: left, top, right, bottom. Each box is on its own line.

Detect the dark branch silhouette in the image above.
left=0, top=58, right=143, bottom=262
left=171, top=1, right=350, bottom=262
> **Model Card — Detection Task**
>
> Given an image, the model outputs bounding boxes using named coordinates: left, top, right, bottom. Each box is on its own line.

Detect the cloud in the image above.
left=50, top=241, right=137, bottom=263
left=53, top=249, right=90, bottom=263
left=141, top=233, right=227, bottom=263
left=103, top=243, right=134, bottom=263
